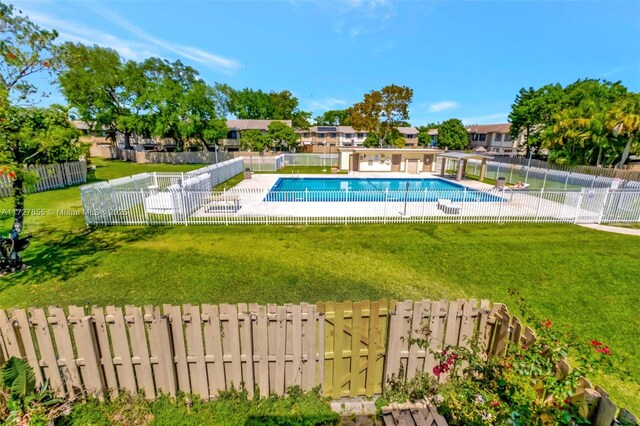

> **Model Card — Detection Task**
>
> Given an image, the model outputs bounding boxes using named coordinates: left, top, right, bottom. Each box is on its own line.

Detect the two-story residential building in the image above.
left=223, top=119, right=293, bottom=151
left=466, top=123, right=523, bottom=155
left=298, top=125, right=419, bottom=152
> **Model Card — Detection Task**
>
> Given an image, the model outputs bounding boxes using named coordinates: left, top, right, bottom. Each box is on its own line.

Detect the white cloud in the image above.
left=305, top=98, right=348, bottom=112
left=460, top=113, right=509, bottom=125
left=350, top=26, right=364, bottom=37
left=87, top=4, right=241, bottom=75
left=428, top=101, right=459, bottom=112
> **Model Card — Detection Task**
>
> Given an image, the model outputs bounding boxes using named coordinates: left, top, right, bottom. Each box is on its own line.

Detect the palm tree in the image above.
left=607, top=93, right=640, bottom=168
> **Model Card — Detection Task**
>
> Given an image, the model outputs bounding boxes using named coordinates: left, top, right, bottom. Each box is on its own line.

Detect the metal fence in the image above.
left=490, top=155, right=640, bottom=181
left=457, top=159, right=640, bottom=191
left=0, top=161, right=87, bottom=197
left=80, top=185, right=640, bottom=226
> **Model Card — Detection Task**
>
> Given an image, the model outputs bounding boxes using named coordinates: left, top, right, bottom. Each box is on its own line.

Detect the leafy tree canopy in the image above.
left=265, top=121, right=299, bottom=152
left=314, top=109, right=351, bottom=126
left=350, top=84, right=413, bottom=147
left=436, top=119, right=468, bottom=150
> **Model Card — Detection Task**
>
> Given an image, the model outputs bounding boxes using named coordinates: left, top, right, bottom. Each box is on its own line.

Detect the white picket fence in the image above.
left=0, top=161, right=87, bottom=197
left=80, top=185, right=640, bottom=226
left=242, top=154, right=339, bottom=172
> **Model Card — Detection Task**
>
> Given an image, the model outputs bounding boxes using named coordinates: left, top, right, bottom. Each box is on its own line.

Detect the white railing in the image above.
left=460, top=159, right=632, bottom=190
left=80, top=185, right=640, bottom=226
left=283, top=153, right=339, bottom=167
left=0, top=160, right=88, bottom=197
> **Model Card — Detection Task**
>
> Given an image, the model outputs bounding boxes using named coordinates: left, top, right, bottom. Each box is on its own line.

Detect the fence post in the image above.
left=421, top=189, right=427, bottom=222
left=564, top=172, right=570, bottom=190
left=142, top=189, right=149, bottom=225
left=574, top=189, right=585, bottom=224
left=460, top=188, right=467, bottom=224
left=498, top=187, right=505, bottom=223
left=496, top=162, right=501, bottom=179
left=384, top=189, right=389, bottom=224
left=542, top=169, right=548, bottom=190
left=535, top=188, right=544, bottom=221
left=597, top=190, right=610, bottom=224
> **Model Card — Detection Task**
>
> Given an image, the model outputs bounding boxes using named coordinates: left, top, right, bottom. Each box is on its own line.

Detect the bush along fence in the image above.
left=0, top=299, right=635, bottom=424
left=0, top=160, right=87, bottom=197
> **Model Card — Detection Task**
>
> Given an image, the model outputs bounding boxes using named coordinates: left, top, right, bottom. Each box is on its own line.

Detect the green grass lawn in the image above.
left=1, top=159, right=639, bottom=411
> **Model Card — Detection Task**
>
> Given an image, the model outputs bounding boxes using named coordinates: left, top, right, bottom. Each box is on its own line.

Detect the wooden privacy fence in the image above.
left=0, top=161, right=87, bottom=197
left=0, top=300, right=636, bottom=423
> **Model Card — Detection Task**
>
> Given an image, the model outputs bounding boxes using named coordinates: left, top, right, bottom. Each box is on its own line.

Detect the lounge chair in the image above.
left=437, top=199, right=461, bottom=215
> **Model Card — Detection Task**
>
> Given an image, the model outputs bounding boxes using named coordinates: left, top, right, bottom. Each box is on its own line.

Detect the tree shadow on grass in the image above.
left=0, top=225, right=171, bottom=291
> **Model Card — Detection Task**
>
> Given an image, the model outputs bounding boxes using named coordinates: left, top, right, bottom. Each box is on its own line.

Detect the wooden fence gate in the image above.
left=317, top=300, right=390, bottom=398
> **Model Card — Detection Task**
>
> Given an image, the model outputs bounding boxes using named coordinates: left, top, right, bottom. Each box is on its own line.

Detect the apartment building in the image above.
left=297, top=125, right=419, bottom=152
left=223, top=119, right=293, bottom=151
left=466, top=123, right=523, bottom=155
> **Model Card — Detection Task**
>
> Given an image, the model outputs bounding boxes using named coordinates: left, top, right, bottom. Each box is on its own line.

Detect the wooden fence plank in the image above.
left=444, top=300, right=462, bottom=348
left=29, top=308, right=66, bottom=397
left=366, top=300, right=380, bottom=396
left=275, top=305, right=287, bottom=395
left=184, top=304, right=209, bottom=399
left=331, top=301, right=346, bottom=399
left=251, top=303, right=269, bottom=396
left=385, top=301, right=408, bottom=380
left=12, top=309, right=43, bottom=385
left=49, top=307, right=83, bottom=399
left=491, top=304, right=511, bottom=357
left=222, top=304, right=242, bottom=389
left=71, top=310, right=106, bottom=399
left=145, top=305, right=177, bottom=397
left=0, top=309, right=24, bottom=359
left=291, top=303, right=303, bottom=388
left=406, top=301, right=425, bottom=379
left=201, top=304, right=225, bottom=397
left=238, top=303, right=255, bottom=397
left=301, top=302, right=316, bottom=392
left=350, top=301, right=363, bottom=397
left=317, top=302, right=325, bottom=395
left=91, top=306, right=119, bottom=398
left=125, top=305, right=155, bottom=399
left=458, top=300, right=476, bottom=348
left=105, top=306, right=137, bottom=394
left=163, top=304, right=190, bottom=393
left=425, top=301, right=445, bottom=374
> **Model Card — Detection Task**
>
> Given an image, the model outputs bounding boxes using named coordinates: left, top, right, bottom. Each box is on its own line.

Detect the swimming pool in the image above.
left=265, top=177, right=503, bottom=202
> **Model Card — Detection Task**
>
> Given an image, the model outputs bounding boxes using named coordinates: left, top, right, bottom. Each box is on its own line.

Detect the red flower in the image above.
left=7, top=52, right=14, bottom=59
left=8, top=172, right=16, bottom=179
left=522, top=344, right=528, bottom=350
left=432, top=366, right=441, bottom=378
left=491, top=400, right=500, bottom=408
left=591, top=340, right=602, bottom=347
left=542, top=319, right=553, bottom=328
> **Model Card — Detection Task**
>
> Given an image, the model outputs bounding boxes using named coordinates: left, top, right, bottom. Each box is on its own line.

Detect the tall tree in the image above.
left=508, top=84, right=567, bottom=157
left=436, top=119, right=468, bottom=150
left=58, top=43, right=147, bottom=149
left=239, top=129, right=268, bottom=152
left=224, top=87, right=311, bottom=129
left=265, top=121, right=299, bottom=151
left=607, top=93, right=640, bottom=168
left=417, top=123, right=439, bottom=146
left=349, top=84, right=413, bottom=147
left=314, top=109, right=351, bottom=126
left=0, top=4, right=82, bottom=237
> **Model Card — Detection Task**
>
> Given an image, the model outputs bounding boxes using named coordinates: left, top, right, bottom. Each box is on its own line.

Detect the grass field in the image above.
left=1, top=159, right=639, bottom=411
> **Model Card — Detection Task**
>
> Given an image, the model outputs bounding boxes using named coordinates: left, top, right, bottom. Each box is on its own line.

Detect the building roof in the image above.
left=338, top=148, right=444, bottom=154
left=466, top=123, right=511, bottom=134
left=397, top=126, right=418, bottom=135
left=226, top=119, right=292, bottom=131
left=438, top=152, right=494, bottom=160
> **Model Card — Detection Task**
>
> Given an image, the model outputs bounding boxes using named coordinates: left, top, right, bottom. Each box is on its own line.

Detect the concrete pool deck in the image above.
left=190, top=173, right=601, bottom=223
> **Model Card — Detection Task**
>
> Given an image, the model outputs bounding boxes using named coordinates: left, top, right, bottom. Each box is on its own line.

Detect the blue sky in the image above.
left=14, top=0, right=640, bottom=125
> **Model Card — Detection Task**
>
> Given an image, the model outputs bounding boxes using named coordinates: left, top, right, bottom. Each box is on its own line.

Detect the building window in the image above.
left=329, top=133, right=336, bottom=138
left=317, top=133, right=325, bottom=138
left=357, top=133, right=365, bottom=139
left=494, top=133, right=502, bottom=142
left=344, top=133, right=353, bottom=138
left=504, top=133, right=512, bottom=142
left=303, top=133, right=310, bottom=138
left=228, top=130, right=238, bottom=139
left=478, top=134, right=486, bottom=142
left=471, top=133, right=478, bottom=141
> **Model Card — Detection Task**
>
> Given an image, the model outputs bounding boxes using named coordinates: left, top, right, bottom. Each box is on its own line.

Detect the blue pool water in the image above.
left=265, top=177, right=503, bottom=202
